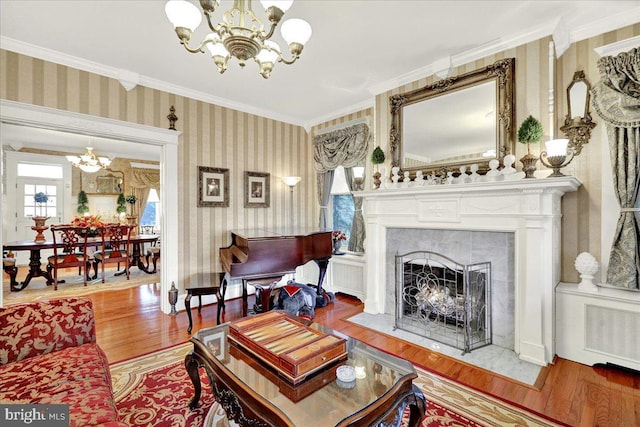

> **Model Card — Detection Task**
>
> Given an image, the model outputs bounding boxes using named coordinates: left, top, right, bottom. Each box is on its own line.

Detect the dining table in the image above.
left=3, top=234, right=159, bottom=291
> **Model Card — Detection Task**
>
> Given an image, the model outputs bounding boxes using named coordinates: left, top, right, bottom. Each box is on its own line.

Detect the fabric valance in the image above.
left=313, top=123, right=369, bottom=172
left=591, top=48, right=640, bottom=128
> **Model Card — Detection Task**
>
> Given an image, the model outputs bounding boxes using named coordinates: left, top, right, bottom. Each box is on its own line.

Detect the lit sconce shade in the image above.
left=353, top=166, right=365, bottom=179
left=545, top=139, right=569, bottom=157
left=283, top=176, right=301, bottom=187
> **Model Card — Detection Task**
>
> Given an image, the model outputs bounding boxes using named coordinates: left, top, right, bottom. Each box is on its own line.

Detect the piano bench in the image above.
left=248, top=277, right=282, bottom=314
left=185, top=272, right=227, bottom=334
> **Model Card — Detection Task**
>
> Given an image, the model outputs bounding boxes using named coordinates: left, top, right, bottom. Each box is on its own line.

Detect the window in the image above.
left=331, top=166, right=354, bottom=249
left=141, top=188, right=160, bottom=229
left=18, top=162, right=63, bottom=179
left=23, top=184, right=57, bottom=218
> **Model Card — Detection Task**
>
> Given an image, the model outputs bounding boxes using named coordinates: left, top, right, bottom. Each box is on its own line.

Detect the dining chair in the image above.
left=47, top=225, right=92, bottom=290
left=94, top=224, right=134, bottom=282
left=145, top=237, right=160, bottom=273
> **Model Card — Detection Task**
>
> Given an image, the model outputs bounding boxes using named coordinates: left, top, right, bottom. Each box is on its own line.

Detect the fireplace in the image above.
left=360, top=177, right=580, bottom=366
left=395, top=250, right=491, bottom=353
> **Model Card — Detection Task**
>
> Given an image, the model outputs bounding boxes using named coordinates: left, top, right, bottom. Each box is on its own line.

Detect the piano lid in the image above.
left=231, top=227, right=332, bottom=240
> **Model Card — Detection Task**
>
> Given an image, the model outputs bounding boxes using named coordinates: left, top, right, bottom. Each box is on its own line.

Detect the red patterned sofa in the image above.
left=0, top=297, right=126, bottom=427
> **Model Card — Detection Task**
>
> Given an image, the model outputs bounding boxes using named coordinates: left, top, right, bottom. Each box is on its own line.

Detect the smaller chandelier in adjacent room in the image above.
left=66, top=147, right=112, bottom=173
left=164, top=0, right=312, bottom=78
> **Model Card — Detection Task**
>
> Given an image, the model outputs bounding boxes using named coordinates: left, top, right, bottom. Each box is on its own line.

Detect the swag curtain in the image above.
left=313, top=123, right=370, bottom=251
left=127, top=167, right=160, bottom=221
left=591, top=47, right=640, bottom=289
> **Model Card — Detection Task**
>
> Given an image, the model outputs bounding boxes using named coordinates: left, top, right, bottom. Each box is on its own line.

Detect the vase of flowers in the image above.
left=71, top=215, right=104, bottom=237
left=332, top=230, right=347, bottom=255
left=32, top=192, right=49, bottom=242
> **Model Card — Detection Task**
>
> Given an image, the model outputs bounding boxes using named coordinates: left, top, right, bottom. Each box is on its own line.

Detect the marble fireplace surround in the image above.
left=359, top=177, right=581, bottom=366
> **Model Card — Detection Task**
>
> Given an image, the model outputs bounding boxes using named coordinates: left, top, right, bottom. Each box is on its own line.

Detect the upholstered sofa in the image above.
left=0, top=297, right=126, bottom=427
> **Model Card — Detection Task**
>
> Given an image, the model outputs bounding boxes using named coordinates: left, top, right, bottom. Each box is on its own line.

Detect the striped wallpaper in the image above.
left=1, top=22, right=637, bottom=287
left=0, top=49, right=315, bottom=289
left=374, top=24, right=639, bottom=282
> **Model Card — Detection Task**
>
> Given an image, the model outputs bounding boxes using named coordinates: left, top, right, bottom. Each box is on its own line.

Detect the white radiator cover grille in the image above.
left=585, top=305, right=640, bottom=362
left=330, top=260, right=365, bottom=300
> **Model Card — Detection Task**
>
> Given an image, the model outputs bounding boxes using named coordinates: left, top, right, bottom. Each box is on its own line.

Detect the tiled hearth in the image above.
left=359, top=177, right=580, bottom=366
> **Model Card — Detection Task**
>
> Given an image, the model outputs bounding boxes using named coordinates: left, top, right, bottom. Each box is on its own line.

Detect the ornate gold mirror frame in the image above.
left=390, top=58, right=515, bottom=175
left=560, top=70, right=596, bottom=156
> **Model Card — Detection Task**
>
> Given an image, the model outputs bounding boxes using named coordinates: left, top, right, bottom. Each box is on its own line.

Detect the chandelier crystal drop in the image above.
left=65, top=147, right=112, bottom=173
left=165, top=0, right=312, bottom=78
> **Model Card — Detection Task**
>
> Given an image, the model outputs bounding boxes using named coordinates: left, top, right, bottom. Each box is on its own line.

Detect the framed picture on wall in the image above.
left=244, top=171, right=270, bottom=208
left=198, top=166, right=229, bottom=207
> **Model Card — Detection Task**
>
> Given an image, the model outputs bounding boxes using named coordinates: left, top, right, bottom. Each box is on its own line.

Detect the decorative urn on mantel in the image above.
left=517, top=115, right=544, bottom=178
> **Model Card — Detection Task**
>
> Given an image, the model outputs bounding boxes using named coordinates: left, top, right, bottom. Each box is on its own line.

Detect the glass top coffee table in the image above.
left=186, top=316, right=426, bottom=427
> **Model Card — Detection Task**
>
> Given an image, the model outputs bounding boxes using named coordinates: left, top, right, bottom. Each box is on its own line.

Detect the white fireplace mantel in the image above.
left=358, top=177, right=581, bottom=366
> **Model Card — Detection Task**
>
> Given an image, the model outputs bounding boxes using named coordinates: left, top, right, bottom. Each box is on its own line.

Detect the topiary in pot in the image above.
left=116, top=193, right=127, bottom=214
left=77, top=190, right=90, bottom=214
left=370, top=146, right=386, bottom=189
left=517, top=115, right=543, bottom=178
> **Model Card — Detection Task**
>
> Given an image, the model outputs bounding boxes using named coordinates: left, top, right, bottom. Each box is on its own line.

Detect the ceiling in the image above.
left=1, top=1, right=639, bottom=133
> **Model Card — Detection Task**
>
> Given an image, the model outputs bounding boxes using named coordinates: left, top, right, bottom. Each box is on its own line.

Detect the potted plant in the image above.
left=371, top=146, right=386, bottom=189
left=517, top=115, right=544, bottom=178
left=116, top=193, right=127, bottom=215
left=77, top=190, right=90, bottom=215
left=125, top=194, right=138, bottom=216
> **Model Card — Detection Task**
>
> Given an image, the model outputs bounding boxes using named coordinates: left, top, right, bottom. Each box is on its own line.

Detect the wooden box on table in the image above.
left=228, top=311, right=347, bottom=384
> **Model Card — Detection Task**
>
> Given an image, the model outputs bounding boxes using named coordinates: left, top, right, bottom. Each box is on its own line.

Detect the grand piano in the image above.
left=220, top=228, right=332, bottom=316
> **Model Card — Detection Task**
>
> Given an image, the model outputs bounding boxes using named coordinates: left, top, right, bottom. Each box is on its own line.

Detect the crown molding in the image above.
left=0, top=36, right=305, bottom=128
left=305, top=98, right=374, bottom=132
left=594, top=35, right=640, bottom=58
left=570, top=7, right=640, bottom=45
left=366, top=8, right=638, bottom=97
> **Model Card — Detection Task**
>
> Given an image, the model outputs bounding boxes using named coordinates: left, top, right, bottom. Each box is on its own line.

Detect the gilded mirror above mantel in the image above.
left=81, top=169, right=124, bottom=195
left=390, top=58, right=515, bottom=175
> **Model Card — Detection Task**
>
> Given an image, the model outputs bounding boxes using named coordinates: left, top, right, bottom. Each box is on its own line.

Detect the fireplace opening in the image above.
left=395, top=251, right=491, bottom=354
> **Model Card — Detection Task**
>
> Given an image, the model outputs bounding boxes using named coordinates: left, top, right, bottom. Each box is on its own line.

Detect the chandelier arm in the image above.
left=180, top=39, right=208, bottom=54
left=279, top=53, right=300, bottom=65
left=263, top=21, right=278, bottom=40
left=203, top=12, right=223, bottom=33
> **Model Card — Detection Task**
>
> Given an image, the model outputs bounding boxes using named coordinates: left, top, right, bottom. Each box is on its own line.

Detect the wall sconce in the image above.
left=560, top=71, right=596, bottom=156
left=283, top=176, right=301, bottom=225
left=539, top=139, right=574, bottom=177
left=353, top=166, right=365, bottom=191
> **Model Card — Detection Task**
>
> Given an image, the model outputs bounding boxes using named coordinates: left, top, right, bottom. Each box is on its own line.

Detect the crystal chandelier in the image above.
left=66, top=147, right=112, bottom=173
left=165, top=0, right=312, bottom=79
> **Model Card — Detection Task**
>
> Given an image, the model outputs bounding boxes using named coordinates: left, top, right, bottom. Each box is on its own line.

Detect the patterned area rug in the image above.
left=3, top=267, right=159, bottom=305
left=111, top=343, right=564, bottom=427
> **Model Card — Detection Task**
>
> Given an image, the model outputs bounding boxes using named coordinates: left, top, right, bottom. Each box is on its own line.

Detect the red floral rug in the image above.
left=111, top=343, right=564, bottom=427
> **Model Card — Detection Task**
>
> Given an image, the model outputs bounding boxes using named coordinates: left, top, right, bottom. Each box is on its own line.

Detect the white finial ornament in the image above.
left=575, top=252, right=599, bottom=292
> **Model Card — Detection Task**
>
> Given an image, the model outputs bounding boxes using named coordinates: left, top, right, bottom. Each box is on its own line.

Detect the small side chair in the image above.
left=94, top=224, right=134, bottom=282
left=47, top=225, right=91, bottom=290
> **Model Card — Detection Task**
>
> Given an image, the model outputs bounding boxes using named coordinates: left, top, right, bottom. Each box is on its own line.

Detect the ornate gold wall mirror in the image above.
left=560, top=70, right=596, bottom=156
left=81, top=169, right=124, bottom=195
left=390, top=58, right=515, bottom=175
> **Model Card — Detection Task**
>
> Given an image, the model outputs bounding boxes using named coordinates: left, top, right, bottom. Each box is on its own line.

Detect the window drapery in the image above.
left=313, top=123, right=369, bottom=251
left=313, top=123, right=369, bottom=172
left=127, top=167, right=160, bottom=224
left=591, top=47, right=639, bottom=289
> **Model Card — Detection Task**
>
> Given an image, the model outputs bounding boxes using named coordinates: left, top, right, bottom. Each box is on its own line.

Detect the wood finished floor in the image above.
left=8, top=277, right=639, bottom=427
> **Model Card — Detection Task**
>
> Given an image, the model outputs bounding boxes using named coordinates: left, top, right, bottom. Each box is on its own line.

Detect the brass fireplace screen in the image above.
left=395, top=251, right=491, bottom=354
